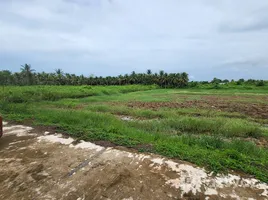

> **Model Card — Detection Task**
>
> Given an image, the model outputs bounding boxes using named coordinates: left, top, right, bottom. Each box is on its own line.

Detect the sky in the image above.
left=0, top=0, right=268, bottom=80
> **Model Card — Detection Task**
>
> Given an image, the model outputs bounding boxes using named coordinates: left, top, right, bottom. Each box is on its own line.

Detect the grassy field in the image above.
left=1, top=85, right=268, bottom=182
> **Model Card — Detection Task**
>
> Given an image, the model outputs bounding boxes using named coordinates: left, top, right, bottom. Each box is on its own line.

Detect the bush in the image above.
left=256, top=80, right=265, bottom=87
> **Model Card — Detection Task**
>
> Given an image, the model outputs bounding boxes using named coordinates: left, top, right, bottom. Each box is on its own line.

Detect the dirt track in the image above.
left=0, top=122, right=267, bottom=200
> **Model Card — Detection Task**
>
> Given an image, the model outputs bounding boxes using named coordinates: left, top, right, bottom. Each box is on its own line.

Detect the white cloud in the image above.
left=0, top=0, right=268, bottom=79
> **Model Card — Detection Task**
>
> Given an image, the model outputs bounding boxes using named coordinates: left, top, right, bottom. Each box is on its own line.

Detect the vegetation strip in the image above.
left=0, top=85, right=267, bottom=183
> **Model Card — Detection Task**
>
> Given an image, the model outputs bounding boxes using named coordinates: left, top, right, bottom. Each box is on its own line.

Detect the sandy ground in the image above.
left=0, top=122, right=267, bottom=200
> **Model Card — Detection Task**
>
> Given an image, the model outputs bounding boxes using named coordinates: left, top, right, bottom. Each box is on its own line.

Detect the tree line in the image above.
left=1, top=64, right=266, bottom=88
left=0, top=64, right=189, bottom=88
left=192, top=77, right=267, bottom=87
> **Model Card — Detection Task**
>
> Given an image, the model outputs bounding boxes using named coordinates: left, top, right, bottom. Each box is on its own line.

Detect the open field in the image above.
left=1, top=85, right=268, bottom=183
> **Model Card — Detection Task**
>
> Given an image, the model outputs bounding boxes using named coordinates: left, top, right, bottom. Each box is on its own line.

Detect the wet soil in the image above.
left=0, top=123, right=267, bottom=200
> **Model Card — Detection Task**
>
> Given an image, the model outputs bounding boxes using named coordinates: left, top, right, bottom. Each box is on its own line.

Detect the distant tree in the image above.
left=20, top=64, right=35, bottom=85
left=131, top=71, right=136, bottom=76
left=0, top=70, right=12, bottom=86
left=0, top=66, right=192, bottom=89
left=246, top=79, right=255, bottom=84
left=55, top=69, right=65, bottom=85
left=256, top=80, right=265, bottom=86
left=129, top=71, right=137, bottom=84
left=13, top=72, right=23, bottom=85
left=189, top=81, right=198, bottom=88
left=55, top=69, right=64, bottom=76
left=211, top=77, right=221, bottom=84
left=237, top=78, right=245, bottom=85
left=181, top=72, right=189, bottom=87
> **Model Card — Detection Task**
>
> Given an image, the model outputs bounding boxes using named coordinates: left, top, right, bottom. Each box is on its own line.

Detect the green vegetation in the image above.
left=0, top=85, right=157, bottom=103
left=1, top=65, right=189, bottom=88
left=0, top=85, right=268, bottom=183
left=1, top=64, right=267, bottom=89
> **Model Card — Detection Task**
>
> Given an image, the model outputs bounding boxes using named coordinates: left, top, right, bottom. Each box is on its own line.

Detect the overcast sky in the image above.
left=0, top=0, right=268, bottom=80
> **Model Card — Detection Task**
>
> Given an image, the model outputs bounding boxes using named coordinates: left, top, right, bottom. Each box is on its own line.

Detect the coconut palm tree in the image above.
left=20, top=64, right=35, bottom=85
left=55, top=69, right=65, bottom=85
left=2, top=66, right=192, bottom=87
left=181, top=72, right=189, bottom=87
left=147, top=69, right=152, bottom=75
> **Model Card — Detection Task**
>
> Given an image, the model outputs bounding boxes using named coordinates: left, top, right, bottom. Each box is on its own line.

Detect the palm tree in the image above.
left=181, top=72, right=189, bottom=87
left=2, top=65, right=193, bottom=87
left=13, top=72, right=22, bottom=85
left=55, top=69, right=64, bottom=76
left=159, top=70, right=164, bottom=77
left=55, top=69, right=65, bottom=85
left=20, top=64, right=35, bottom=85
left=131, top=71, right=136, bottom=76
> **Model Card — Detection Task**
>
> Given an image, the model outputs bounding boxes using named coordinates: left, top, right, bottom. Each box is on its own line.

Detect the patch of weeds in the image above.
left=161, top=117, right=263, bottom=138
left=1, top=85, right=268, bottom=183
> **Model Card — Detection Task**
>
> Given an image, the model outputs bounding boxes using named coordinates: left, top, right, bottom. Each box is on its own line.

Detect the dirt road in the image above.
left=0, top=122, right=267, bottom=200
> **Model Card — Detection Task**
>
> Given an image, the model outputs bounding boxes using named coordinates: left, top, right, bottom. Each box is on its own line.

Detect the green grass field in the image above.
left=1, top=85, right=268, bottom=182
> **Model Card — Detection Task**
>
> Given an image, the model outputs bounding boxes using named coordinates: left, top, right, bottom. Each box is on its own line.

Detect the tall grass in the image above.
left=127, top=117, right=262, bottom=138
left=25, top=108, right=268, bottom=182
left=0, top=85, right=158, bottom=103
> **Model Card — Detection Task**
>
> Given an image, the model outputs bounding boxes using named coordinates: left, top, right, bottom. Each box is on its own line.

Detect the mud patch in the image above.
left=1, top=123, right=267, bottom=200
left=94, top=140, right=117, bottom=148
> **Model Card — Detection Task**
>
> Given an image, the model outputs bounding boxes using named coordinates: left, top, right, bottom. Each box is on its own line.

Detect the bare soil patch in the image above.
left=1, top=122, right=267, bottom=200
left=127, top=97, right=268, bottom=119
